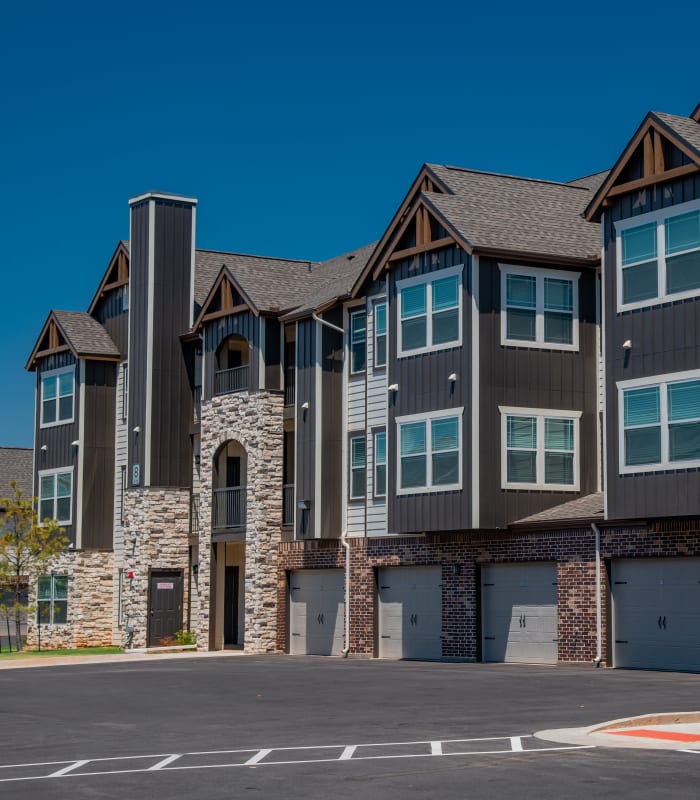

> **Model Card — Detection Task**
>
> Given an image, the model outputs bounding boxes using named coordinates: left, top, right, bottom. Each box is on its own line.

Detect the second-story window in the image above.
left=501, top=266, right=579, bottom=350
left=374, top=302, right=387, bottom=368
left=350, top=434, right=366, bottom=499
left=41, top=367, right=75, bottom=427
left=396, top=409, right=462, bottom=493
left=350, top=310, right=367, bottom=373
left=397, top=266, right=463, bottom=357
left=38, top=467, right=73, bottom=524
left=374, top=430, right=386, bottom=497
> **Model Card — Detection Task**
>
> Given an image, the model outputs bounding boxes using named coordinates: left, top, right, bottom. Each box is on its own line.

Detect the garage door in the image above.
left=378, top=566, right=442, bottom=660
left=289, top=570, right=344, bottom=656
left=481, top=563, right=558, bottom=664
left=612, top=558, right=700, bottom=672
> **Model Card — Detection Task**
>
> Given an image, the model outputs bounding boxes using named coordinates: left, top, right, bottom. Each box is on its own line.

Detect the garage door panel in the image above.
left=289, top=570, right=344, bottom=656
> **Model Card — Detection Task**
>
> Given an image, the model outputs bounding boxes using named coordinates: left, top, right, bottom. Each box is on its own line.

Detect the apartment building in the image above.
left=24, top=101, right=700, bottom=670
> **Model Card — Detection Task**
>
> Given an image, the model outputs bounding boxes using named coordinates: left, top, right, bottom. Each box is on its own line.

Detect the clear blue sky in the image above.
left=1, top=0, right=698, bottom=447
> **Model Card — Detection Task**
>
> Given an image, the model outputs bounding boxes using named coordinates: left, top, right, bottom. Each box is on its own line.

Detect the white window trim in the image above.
left=616, top=368, right=700, bottom=474
left=349, top=433, right=366, bottom=500
left=373, top=299, right=387, bottom=370
left=37, top=574, right=69, bottom=626
left=499, top=406, right=582, bottom=491
left=38, top=466, right=74, bottom=525
left=350, top=309, right=367, bottom=375
left=615, top=197, right=700, bottom=312
left=397, top=264, right=464, bottom=358
left=40, top=365, right=76, bottom=428
left=374, top=429, right=387, bottom=499
left=499, top=265, right=580, bottom=352
left=395, top=407, right=463, bottom=495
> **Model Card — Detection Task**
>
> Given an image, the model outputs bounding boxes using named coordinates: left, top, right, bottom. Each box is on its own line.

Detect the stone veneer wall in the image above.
left=198, top=390, right=283, bottom=653
left=121, top=487, right=191, bottom=649
left=26, top=549, right=114, bottom=649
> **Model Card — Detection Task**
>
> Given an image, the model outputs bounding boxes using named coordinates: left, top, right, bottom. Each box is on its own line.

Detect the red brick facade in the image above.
left=277, top=520, right=700, bottom=664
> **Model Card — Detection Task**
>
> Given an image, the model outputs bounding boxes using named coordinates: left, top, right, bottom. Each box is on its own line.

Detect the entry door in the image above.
left=148, top=570, right=183, bottom=646
left=613, top=558, right=700, bottom=671
left=377, top=566, right=442, bottom=660
left=224, top=566, right=239, bottom=645
left=289, top=570, right=344, bottom=655
left=482, top=563, right=558, bottom=664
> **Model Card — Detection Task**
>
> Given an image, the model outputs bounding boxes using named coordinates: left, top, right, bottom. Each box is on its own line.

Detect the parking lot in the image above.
left=2, top=655, right=700, bottom=799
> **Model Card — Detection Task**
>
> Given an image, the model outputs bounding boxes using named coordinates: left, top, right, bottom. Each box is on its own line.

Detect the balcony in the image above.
left=284, top=366, right=296, bottom=406
left=190, top=494, right=200, bottom=536
left=214, top=364, right=249, bottom=396
left=212, top=486, right=246, bottom=531
left=283, top=483, right=295, bottom=526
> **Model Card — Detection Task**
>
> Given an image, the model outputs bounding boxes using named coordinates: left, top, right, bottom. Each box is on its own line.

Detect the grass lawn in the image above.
left=0, top=646, right=122, bottom=660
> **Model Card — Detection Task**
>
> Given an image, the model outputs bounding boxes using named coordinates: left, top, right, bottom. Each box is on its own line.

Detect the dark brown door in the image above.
left=148, top=570, right=183, bottom=646
left=224, top=566, right=239, bottom=645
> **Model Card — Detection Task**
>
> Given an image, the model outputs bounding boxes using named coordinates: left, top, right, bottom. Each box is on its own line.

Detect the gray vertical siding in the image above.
left=605, top=172, right=700, bottom=519
left=92, top=291, right=129, bottom=357
left=320, top=307, right=343, bottom=538
left=82, top=361, right=117, bottom=549
left=203, top=311, right=260, bottom=400
left=264, top=317, right=281, bottom=390
left=478, top=258, right=599, bottom=528
left=295, top=318, right=316, bottom=538
left=34, top=352, right=80, bottom=544
left=387, top=245, right=472, bottom=534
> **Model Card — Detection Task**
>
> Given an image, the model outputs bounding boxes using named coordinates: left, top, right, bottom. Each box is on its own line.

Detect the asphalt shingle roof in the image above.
left=0, top=447, right=33, bottom=505
left=53, top=311, right=120, bottom=359
left=512, top=492, right=604, bottom=527
left=653, top=112, right=700, bottom=158
left=425, top=165, right=601, bottom=262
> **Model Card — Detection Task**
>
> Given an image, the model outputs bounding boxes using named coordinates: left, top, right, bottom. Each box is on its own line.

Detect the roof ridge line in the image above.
left=433, top=164, right=595, bottom=190
left=195, top=247, right=316, bottom=265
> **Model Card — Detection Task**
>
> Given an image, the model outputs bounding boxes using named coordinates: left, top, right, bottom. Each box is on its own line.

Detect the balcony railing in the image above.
left=212, top=486, right=246, bottom=530
left=193, top=385, right=202, bottom=424
left=283, top=483, right=295, bottom=526
left=190, top=494, right=200, bottom=535
left=284, top=366, right=296, bottom=406
left=214, top=365, right=249, bottom=396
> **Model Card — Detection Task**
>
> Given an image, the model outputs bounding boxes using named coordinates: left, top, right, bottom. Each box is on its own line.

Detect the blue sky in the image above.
left=1, top=0, right=698, bottom=447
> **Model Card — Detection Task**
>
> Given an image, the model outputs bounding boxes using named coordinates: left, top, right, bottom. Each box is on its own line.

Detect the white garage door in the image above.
left=612, top=558, right=700, bottom=672
left=482, top=563, right=558, bottom=664
left=378, top=566, right=442, bottom=660
left=289, top=570, right=344, bottom=656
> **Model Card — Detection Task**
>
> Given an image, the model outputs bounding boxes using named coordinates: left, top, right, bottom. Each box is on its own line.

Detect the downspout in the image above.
left=311, top=310, right=351, bottom=657
left=591, top=522, right=602, bottom=666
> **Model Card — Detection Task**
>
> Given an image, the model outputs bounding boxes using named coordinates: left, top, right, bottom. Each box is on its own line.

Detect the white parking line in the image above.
left=48, top=760, right=90, bottom=778
left=510, top=737, right=523, bottom=752
left=244, top=749, right=272, bottom=766
left=431, top=741, right=443, bottom=755
left=149, top=755, right=182, bottom=770
left=339, top=746, right=357, bottom=760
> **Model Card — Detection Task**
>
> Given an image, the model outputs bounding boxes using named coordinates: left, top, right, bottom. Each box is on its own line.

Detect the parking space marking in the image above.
left=0, top=735, right=595, bottom=784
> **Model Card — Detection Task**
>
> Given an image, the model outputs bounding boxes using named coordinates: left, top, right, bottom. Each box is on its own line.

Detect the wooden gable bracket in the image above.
left=192, top=266, right=258, bottom=332
left=26, top=312, right=72, bottom=369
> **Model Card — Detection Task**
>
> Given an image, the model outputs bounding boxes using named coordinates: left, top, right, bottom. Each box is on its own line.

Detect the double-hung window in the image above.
left=350, top=434, right=366, bottom=499
left=37, top=575, right=68, bottom=625
left=40, top=366, right=75, bottom=427
left=374, top=302, right=387, bottom=368
left=350, top=310, right=367, bottom=373
left=500, top=407, right=581, bottom=490
left=397, top=266, right=462, bottom=356
left=396, top=409, right=463, bottom=493
left=38, top=467, right=73, bottom=524
left=618, top=370, right=700, bottom=472
left=616, top=199, right=700, bottom=310
left=374, top=430, right=387, bottom=497
left=501, top=266, right=579, bottom=350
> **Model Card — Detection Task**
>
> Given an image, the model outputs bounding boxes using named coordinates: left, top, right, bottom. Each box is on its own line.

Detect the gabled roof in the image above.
left=510, top=492, right=604, bottom=528
left=87, top=240, right=130, bottom=314
left=584, top=110, right=700, bottom=221
left=26, top=310, right=120, bottom=370
left=0, top=447, right=33, bottom=505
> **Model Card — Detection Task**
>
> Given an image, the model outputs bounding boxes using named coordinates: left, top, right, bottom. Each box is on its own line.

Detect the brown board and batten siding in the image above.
left=604, top=172, right=700, bottom=520
left=203, top=310, right=260, bottom=400
left=478, top=258, right=599, bottom=529
left=387, top=245, right=472, bottom=534
left=92, top=290, right=129, bottom=358
left=34, top=352, right=80, bottom=545
left=320, top=307, right=343, bottom=538
left=295, top=318, right=316, bottom=539
left=81, top=361, right=117, bottom=549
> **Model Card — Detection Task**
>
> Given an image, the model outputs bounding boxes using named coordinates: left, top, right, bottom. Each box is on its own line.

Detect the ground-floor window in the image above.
left=37, top=575, right=68, bottom=625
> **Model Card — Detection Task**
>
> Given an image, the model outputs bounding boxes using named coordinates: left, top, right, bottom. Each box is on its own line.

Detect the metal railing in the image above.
left=193, top=385, right=202, bottom=424
left=190, top=494, right=200, bottom=535
left=212, top=486, right=246, bottom=530
left=214, top=364, right=249, bottom=396
left=283, top=484, right=295, bottom=526
left=284, top=366, right=296, bottom=406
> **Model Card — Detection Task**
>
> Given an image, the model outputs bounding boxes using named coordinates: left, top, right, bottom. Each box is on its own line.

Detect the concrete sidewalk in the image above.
left=538, top=712, right=700, bottom=750
left=0, top=648, right=249, bottom=670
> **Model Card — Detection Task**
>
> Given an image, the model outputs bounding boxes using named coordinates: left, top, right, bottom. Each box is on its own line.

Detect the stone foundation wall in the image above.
left=121, top=487, right=191, bottom=649
left=26, top=549, right=114, bottom=649
left=277, top=523, right=700, bottom=663
left=198, top=391, right=283, bottom=653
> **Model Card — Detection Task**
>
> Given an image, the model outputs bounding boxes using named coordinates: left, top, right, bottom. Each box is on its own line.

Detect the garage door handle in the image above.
left=657, top=615, right=666, bottom=629
left=381, top=635, right=391, bottom=638
left=484, top=636, right=495, bottom=640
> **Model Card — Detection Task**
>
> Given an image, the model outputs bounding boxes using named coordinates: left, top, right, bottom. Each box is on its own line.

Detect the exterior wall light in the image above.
left=388, top=383, right=399, bottom=392
left=448, top=373, right=457, bottom=382
left=622, top=340, right=632, bottom=350
left=301, top=401, right=310, bottom=410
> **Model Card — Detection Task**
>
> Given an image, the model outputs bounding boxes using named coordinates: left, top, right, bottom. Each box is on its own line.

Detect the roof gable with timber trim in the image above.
left=192, top=265, right=258, bottom=330
left=26, top=310, right=120, bottom=370
left=351, top=165, right=454, bottom=296
left=584, top=111, right=700, bottom=221
left=87, top=240, right=130, bottom=315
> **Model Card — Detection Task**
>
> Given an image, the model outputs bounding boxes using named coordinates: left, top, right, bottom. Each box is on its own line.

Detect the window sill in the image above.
left=501, top=483, right=579, bottom=492
left=619, top=461, right=700, bottom=476
left=40, top=419, right=75, bottom=429
left=397, top=341, right=461, bottom=359
left=396, top=483, right=462, bottom=496
left=501, top=339, right=578, bottom=352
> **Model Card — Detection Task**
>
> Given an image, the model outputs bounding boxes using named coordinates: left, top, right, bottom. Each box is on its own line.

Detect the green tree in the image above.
left=0, top=481, right=68, bottom=651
